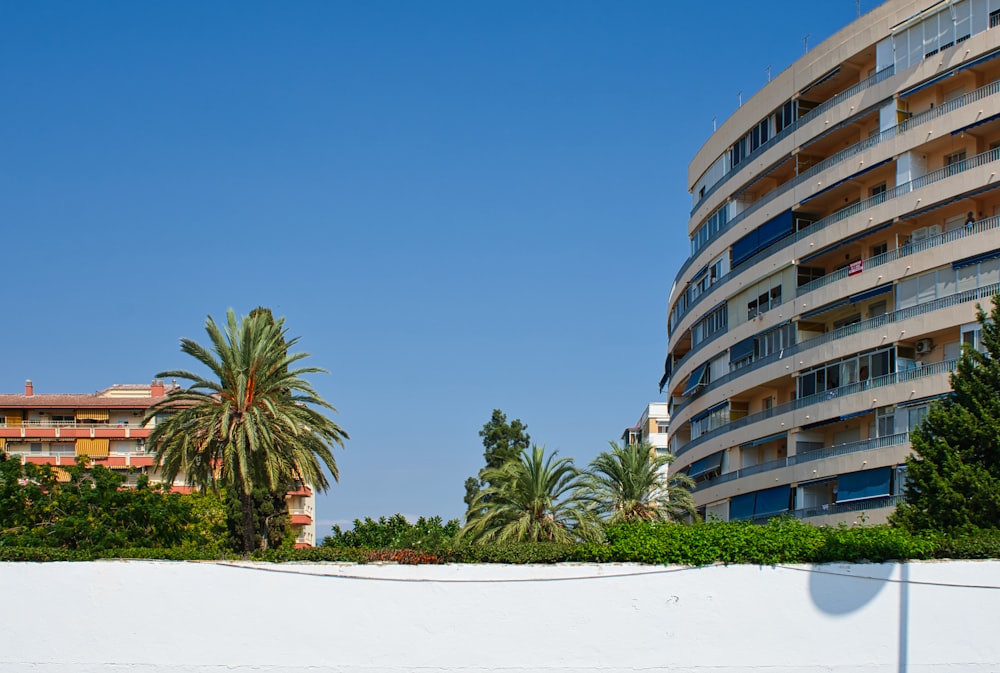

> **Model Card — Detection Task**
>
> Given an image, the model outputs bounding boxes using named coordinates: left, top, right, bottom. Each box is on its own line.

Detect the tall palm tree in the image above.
left=583, top=441, right=698, bottom=524
left=461, top=446, right=596, bottom=544
left=145, top=309, right=348, bottom=552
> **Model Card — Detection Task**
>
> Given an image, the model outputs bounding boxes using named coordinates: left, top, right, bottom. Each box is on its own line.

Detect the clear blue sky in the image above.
left=1, top=1, right=879, bottom=530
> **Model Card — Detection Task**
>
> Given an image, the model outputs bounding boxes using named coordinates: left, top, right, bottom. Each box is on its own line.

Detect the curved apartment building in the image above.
left=662, top=0, right=1000, bottom=525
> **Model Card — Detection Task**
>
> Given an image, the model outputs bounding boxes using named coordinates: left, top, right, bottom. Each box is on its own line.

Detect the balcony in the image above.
left=797, top=214, right=1000, bottom=297
left=676, top=359, right=956, bottom=458
left=692, top=433, right=910, bottom=493
left=692, top=65, right=897, bottom=216
left=792, top=494, right=903, bottom=520
left=671, top=99, right=1000, bottom=341
left=671, top=278, right=1000, bottom=422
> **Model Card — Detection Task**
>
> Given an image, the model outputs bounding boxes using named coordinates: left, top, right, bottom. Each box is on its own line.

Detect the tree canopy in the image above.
left=582, top=441, right=697, bottom=524
left=464, top=409, right=531, bottom=507
left=146, top=309, right=348, bottom=552
left=461, top=445, right=597, bottom=543
left=893, top=296, right=1000, bottom=532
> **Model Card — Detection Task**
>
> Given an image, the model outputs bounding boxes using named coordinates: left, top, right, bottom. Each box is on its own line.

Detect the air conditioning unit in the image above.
left=915, top=338, right=934, bottom=354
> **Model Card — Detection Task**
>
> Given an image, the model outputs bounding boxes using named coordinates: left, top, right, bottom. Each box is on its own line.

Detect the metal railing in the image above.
left=1, top=420, right=143, bottom=429
left=692, top=433, right=910, bottom=493
left=691, top=65, right=897, bottom=215
left=792, top=494, right=903, bottom=519
left=797, top=213, right=1000, bottom=296
left=675, top=359, right=956, bottom=458
left=672, top=279, right=998, bottom=419
left=673, top=75, right=1000, bottom=329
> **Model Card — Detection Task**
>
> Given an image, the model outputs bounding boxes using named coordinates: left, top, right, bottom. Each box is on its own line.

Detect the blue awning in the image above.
left=802, top=416, right=842, bottom=431
left=899, top=48, right=1000, bottom=99
left=837, top=467, right=892, bottom=503
left=906, top=183, right=1000, bottom=219
left=691, top=401, right=728, bottom=424
left=951, top=111, right=1000, bottom=136
left=729, top=493, right=756, bottom=521
left=850, top=283, right=893, bottom=304
left=897, top=392, right=951, bottom=408
left=799, top=158, right=892, bottom=206
left=800, top=298, right=850, bottom=321
left=739, top=432, right=786, bottom=449
left=687, top=451, right=724, bottom=480
left=682, top=362, right=709, bottom=396
left=840, top=409, right=872, bottom=421
left=953, top=247, right=1000, bottom=270
left=730, top=336, right=755, bottom=362
left=799, top=220, right=894, bottom=264
left=755, top=485, right=792, bottom=516
left=659, top=357, right=673, bottom=392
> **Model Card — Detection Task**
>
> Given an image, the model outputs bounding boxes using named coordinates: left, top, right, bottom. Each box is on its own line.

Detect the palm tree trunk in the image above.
left=240, top=487, right=256, bottom=553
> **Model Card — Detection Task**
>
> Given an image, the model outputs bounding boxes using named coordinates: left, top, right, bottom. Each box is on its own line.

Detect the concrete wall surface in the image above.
left=3, top=560, right=999, bottom=672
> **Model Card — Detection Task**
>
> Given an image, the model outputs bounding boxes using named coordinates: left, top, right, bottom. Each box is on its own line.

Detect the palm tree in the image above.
left=582, top=441, right=698, bottom=524
left=461, top=446, right=596, bottom=543
left=145, top=309, right=348, bottom=552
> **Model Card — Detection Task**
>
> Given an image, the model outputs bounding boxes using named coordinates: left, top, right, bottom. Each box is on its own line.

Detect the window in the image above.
left=797, top=266, right=825, bottom=287
left=991, top=9, right=1000, bottom=28
left=656, top=421, right=669, bottom=433
left=797, top=346, right=895, bottom=398
left=962, top=322, right=984, bottom=353
left=691, top=304, right=728, bottom=347
left=870, top=241, right=888, bottom=257
left=876, top=406, right=895, bottom=437
left=743, top=274, right=784, bottom=321
left=30, top=443, right=41, bottom=453
left=690, top=204, right=730, bottom=256
left=907, top=405, right=929, bottom=431
left=946, top=150, right=967, bottom=176
left=870, top=182, right=887, bottom=199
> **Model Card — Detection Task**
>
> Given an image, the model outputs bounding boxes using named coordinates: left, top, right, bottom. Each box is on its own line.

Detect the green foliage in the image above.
left=0, top=456, right=220, bottom=550
left=147, top=308, right=349, bottom=552
left=893, top=296, right=1000, bottom=532
left=462, top=446, right=598, bottom=544
left=464, top=409, right=531, bottom=507
left=581, top=441, right=698, bottom=523
left=223, top=485, right=292, bottom=552
left=323, top=514, right=460, bottom=550
left=452, top=541, right=579, bottom=564
left=577, top=519, right=935, bottom=566
left=931, top=530, right=1000, bottom=559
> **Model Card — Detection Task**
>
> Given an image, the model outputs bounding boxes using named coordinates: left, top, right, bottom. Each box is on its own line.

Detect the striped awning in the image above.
left=76, top=438, right=109, bottom=458
left=75, top=409, right=109, bottom=422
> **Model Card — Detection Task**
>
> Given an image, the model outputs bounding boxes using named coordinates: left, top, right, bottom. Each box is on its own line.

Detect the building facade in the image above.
left=662, top=0, right=1000, bottom=524
left=0, top=380, right=317, bottom=547
left=621, top=402, right=670, bottom=454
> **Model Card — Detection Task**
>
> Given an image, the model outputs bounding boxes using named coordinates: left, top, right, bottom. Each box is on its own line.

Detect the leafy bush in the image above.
left=932, top=529, right=1000, bottom=559
left=322, top=514, right=460, bottom=550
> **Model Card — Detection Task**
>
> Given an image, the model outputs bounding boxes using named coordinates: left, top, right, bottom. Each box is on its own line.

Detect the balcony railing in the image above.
left=673, top=77, right=1000, bottom=330
left=792, top=494, right=903, bottom=520
left=692, top=433, right=910, bottom=492
left=0, top=420, right=143, bottom=429
left=671, top=272, right=1000, bottom=421
left=795, top=214, right=1000, bottom=296
left=676, top=359, right=956, bottom=458
left=691, top=65, right=897, bottom=215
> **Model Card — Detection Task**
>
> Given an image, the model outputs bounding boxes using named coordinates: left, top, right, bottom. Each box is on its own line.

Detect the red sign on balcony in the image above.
left=848, top=259, right=863, bottom=276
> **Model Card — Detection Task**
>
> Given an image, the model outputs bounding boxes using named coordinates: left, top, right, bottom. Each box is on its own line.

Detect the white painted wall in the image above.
left=2, top=560, right=998, bottom=672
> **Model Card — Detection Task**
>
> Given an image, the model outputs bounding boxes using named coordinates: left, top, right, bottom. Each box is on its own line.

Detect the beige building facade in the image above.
left=0, top=380, right=318, bottom=546
left=662, top=0, right=1000, bottom=524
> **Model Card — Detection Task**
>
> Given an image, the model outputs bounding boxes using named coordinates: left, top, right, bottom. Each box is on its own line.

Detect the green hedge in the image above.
left=0, top=520, right=994, bottom=564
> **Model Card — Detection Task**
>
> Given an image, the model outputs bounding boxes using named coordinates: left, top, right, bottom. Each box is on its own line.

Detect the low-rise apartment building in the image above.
left=0, top=379, right=316, bottom=547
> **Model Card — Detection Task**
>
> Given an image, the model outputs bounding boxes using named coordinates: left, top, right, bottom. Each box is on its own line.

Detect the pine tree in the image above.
left=893, top=295, right=1000, bottom=532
